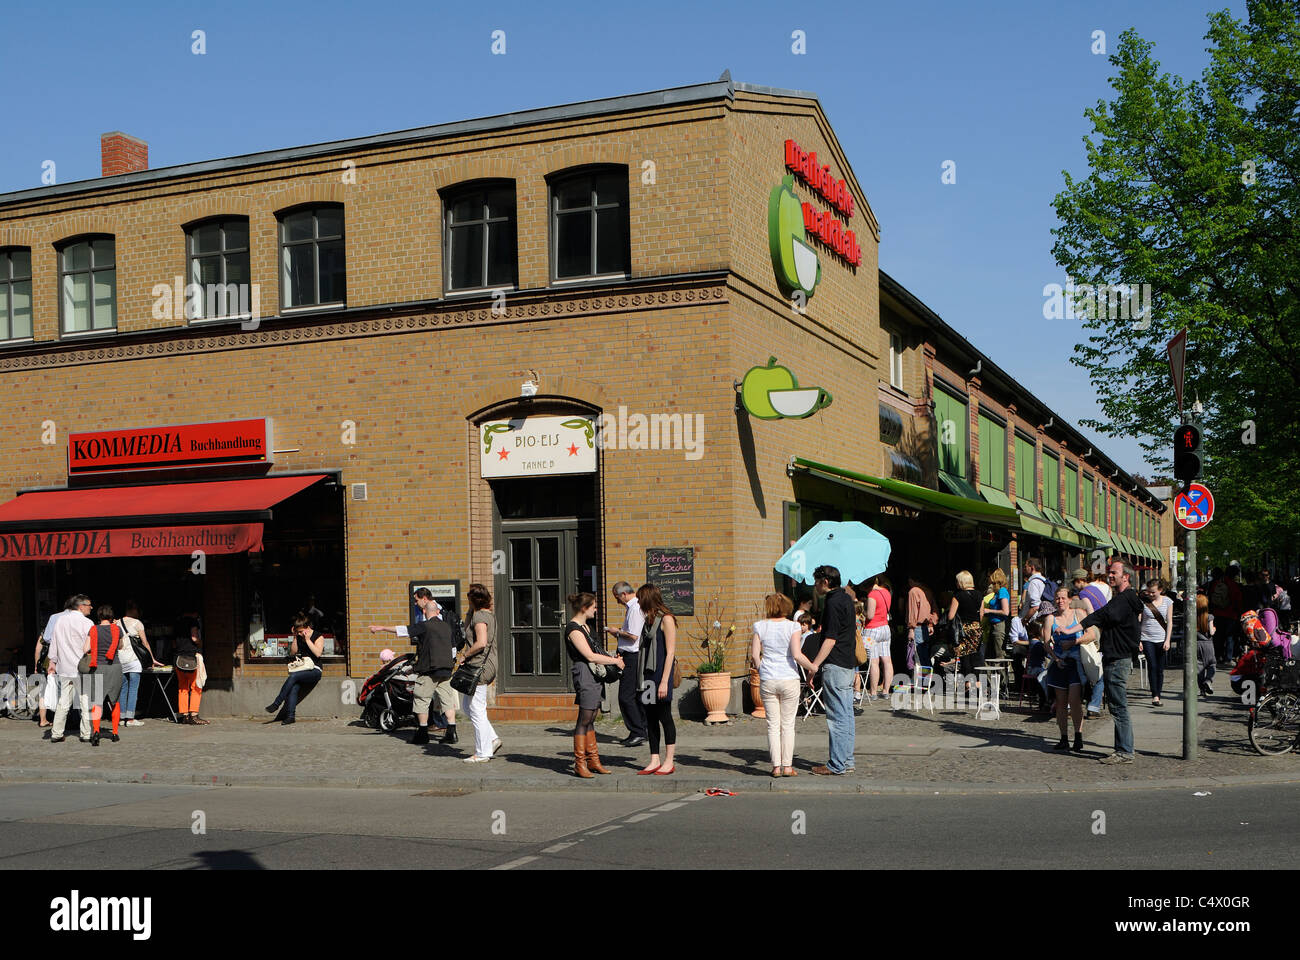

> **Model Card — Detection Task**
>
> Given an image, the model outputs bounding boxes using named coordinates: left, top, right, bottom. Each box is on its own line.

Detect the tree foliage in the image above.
left=1052, top=0, right=1300, bottom=564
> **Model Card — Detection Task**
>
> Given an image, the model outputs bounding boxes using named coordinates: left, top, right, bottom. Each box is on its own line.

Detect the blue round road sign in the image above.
left=1174, top=483, right=1214, bottom=530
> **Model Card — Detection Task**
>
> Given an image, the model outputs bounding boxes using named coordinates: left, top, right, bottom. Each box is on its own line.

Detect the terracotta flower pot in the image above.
left=698, top=671, right=731, bottom=724
left=749, top=666, right=766, bottom=718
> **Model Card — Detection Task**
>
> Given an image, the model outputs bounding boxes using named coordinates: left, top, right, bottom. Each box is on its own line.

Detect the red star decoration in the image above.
left=497, top=449, right=510, bottom=461
left=567, top=443, right=579, bottom=456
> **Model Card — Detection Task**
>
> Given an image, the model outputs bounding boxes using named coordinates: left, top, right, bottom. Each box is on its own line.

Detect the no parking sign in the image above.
left=1174, top=483, right=1215, bottom=530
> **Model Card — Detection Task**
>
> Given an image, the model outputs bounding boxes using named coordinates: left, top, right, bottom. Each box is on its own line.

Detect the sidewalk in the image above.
left=4, top=671, right=1297, bottom=795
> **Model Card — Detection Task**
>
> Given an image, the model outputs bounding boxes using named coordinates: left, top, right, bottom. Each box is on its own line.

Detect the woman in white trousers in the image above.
left=751, top=594, right=818, bottom=777
left=459, top=583, right=501, bottom=763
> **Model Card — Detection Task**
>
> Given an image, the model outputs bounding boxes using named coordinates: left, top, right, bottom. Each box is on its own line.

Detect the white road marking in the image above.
left=682, top=792, right=707, bottom=801
left=542, top=841, right=579, bottom=853
left=624, top=813, right=657, bottom=823
left=651, top=802, right=685, bottom=811
left=587, top=824, right=622, bottom=836
left=492, top=856, right=539, bottom=870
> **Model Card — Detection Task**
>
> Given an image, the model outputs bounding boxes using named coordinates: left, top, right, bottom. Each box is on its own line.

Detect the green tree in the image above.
left=1052, top=0, right=1300, bottom=567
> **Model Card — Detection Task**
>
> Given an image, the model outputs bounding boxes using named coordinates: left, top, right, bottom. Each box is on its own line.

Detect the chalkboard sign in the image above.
left=646, top=547, right=694, bottom=616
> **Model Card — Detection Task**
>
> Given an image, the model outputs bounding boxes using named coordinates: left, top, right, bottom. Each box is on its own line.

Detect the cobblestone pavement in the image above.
left=4, top=668, right=1297, bottom=794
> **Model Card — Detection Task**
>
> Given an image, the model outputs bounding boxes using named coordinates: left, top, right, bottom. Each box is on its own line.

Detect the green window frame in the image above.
left=934, top=385, right=968, bottom=479
left=978, top=413, right=1006, bottom=491
left=1042, top=451, right=1060, bottom=511
left=1065, top=462, right=1079, bottom=517
left=1109, top=491, right=1118, bottom=532
left=1014, top=433, right=1037, bottom=503
left=1083, top=474, right=1094, bottom=524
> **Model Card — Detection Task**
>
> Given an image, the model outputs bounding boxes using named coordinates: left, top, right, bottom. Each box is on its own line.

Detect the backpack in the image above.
left=1039, top=577, right=1059, bottom=609
left=1210, top=579, right=1231, bottom=611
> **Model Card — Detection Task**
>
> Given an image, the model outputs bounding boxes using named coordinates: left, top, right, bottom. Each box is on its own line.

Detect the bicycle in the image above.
left=1247, top=648, right=1300, bottom=756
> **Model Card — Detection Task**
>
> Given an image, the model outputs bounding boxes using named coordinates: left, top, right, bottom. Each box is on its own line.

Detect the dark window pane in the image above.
left=225, top=253, right=250, bottom=287
left=538, top=631, right=562, bottom=675
left=512, top=632, right=534, bottom=674
left=594, top=172, right=624, bottom=206
left=450, top=196, right=481, bottom=224
left=317, top=239, right=346, bottom=303
left=223, top=219, right=249, bottom=251
left=555, top=178, right=591, bottom=211
left=536, top=537, right=559, bottom=580
left=10, top=249, right=30, bottom=279
left=486, top=187, right=514, bottom=219
left=486, top=221, right=516, bottom=287
left=449, top=222, right=485, bottom=289
left=537, top=585, right=561, bottom=630
left=315, top=206, right=344, bottom=239
left=63, top=242, right=90, bottom=273
left=92, top=239, right=115, bottom=268
left=510, top=539, right=531, bottom=580
left=195, top=255, right=222, bottom=288
left=11, top=280, right=31, bottom=338
left=511, top=586, right=533, bottom=627
left=595, top=207, right=627, bottom=275
left=283, top=211, right=313, bottom=242
left=284, top=244, right=315, bottom=307
left=192, top=223, right=221, bottom=254
left=555, top=211, right=592, bottom=278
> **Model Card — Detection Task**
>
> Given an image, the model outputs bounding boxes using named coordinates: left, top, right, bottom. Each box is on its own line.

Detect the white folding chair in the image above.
left=798, top=665, right=826, bottom=719
left=1134, top=651, right=1147, bottom=692
left=891, top=666, right=936, bottom=716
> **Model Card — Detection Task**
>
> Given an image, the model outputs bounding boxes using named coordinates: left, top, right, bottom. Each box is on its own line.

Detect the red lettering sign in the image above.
left=0, top=523, right=263, bottom=560
left=786, top=140, right=861, bottom=269
left=68, top=419, right=272, bottom=475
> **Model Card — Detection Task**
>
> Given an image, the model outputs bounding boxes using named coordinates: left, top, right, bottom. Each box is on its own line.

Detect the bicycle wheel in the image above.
left=1248, top=693, right=1300, bottom=756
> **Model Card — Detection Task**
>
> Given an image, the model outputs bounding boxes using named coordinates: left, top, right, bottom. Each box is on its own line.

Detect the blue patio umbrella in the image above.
left=774, top=520, right=892, bottom=586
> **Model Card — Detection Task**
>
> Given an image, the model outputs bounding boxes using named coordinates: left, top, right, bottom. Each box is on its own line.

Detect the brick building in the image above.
left=0, top=77, right=1163, bottom=720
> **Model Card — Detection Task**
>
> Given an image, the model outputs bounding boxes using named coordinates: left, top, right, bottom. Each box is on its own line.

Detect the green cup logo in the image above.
left=768, top=174, right=820, bottom=298
left=740, top=357, right=833, bottom=420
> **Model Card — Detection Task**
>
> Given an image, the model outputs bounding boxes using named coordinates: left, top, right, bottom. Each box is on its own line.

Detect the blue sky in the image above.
left=0, top=0, right=1240, bottom=477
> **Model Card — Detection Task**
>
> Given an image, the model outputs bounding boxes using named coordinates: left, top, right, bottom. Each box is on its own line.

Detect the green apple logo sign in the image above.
left=768, top=174, right=820, bottom=298
left=740, top=357, right=833, bottom=420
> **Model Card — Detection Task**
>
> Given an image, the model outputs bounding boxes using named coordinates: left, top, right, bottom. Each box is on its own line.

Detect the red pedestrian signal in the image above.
left=1173, top=424, right=1202, bottom=482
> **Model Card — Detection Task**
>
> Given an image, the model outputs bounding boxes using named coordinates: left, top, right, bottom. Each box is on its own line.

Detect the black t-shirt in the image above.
left=955, top=589, right=981, bottom=622
left=820, top=588, right=857, bottom=669
left=565, top=620, right=595, bottom=663
left=293, top=630, right=324, bottom=669
left=409, top=618, right=455, bottom=678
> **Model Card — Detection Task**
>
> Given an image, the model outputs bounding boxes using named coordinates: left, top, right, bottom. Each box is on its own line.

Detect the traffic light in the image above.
left=1173, top=424, right=1202, bottom=482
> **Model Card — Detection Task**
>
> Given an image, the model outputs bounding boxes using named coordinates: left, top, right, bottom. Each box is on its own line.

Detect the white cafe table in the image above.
left=142, top=667, right=178, bottom=723
left=974, top=666, right=1002, bottom=720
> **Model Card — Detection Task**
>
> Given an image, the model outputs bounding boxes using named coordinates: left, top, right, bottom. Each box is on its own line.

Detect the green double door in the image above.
left=499, top=520, right=578, bottom=692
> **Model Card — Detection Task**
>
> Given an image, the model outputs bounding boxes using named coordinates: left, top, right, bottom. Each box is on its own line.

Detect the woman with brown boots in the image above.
left=565, top=592, right=624, bottom=778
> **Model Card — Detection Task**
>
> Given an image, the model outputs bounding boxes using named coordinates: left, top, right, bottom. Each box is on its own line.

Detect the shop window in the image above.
left=889, top=331, right=904, bottom=389
left=0, top=247, right=32, bottom=340
left=549, top=166, right=629, bottom=281
left=979, top=413, right=1006, bottom=491
left=279, top=204, right=345, bottom=309
left=443, top=180, right=518, bottom=292
left=185, top=217, right=251, bottom=320
left=933, top=384, right=967, bottom=478
left=58, top=235, right=116, bottom=334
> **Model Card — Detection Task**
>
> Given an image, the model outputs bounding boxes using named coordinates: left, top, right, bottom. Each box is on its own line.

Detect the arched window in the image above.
left=186, top=216, right=251, bottom=320
left=278, top=204, right=345, bottom=309
left=548, top=166, right=629, bottom=281
left=58, top=235, right=116, bottom=333
left=442, top=180, right=517, bottom=292
left=0, top=247, right=32, bottom=340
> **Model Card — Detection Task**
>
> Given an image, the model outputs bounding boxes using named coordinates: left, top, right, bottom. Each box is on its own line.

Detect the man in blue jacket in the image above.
left=1080, top=561, right=1143, bottom=764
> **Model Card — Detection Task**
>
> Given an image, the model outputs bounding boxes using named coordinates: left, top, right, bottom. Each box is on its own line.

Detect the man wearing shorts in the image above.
left=370, top=588, right=457, bottom=746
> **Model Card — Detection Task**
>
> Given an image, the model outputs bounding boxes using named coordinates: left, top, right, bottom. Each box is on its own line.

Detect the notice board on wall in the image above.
left=646, top=547, right=694, bottom=616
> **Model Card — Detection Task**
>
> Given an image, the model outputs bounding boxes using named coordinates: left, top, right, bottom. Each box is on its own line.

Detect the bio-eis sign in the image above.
left=783, top=139, right=861, bottom=268
left=68, top=418, right=272, bottom=475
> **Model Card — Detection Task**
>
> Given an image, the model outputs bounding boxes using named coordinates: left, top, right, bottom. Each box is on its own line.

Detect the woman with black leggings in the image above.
left=565, top=593, right=624, bottom=779
left=635, top=583, right=678, bottom=776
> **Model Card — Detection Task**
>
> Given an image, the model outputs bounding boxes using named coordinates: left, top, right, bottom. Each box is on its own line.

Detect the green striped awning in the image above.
left=939, top=471, right=982, bottom=502
left=979, top=485, right=1016, bottom=510
left=1085, top=522, right=1114, bottom=548
left=1065, top=516, right=1091, bottom=538
left=1016, top=498, right=1045, bottom=520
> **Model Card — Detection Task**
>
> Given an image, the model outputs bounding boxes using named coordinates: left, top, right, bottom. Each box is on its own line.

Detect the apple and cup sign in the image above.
left=740, top=357, right=833, bottom=421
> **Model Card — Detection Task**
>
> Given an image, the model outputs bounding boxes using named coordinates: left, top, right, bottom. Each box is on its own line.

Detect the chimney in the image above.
left=100, top=132, right=148, bottom=177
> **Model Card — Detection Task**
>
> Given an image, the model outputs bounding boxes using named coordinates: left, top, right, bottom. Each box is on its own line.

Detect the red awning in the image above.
left=0, top=474, right=324, bottom=527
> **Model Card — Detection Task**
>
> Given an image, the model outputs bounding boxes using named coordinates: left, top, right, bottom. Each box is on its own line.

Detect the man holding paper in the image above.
left=370, top=588, right=457, bottom=746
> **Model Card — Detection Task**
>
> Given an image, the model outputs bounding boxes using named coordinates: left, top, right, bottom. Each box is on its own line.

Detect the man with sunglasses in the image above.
left=1079, top=561, right=1143, bottom=764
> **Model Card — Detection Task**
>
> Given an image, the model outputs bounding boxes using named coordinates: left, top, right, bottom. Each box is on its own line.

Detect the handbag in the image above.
left=175, top=654, right=198, bottom=672
left=287, top=657, right=317, bottom=674
left=854, top=624, right=868, bottom=666
left=451, top=623, right=497, bottom=695
left=120, top=620, right=150, bottom=664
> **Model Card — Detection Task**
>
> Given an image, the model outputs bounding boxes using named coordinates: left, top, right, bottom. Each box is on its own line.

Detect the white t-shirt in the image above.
left=49, top=612, right=94, bottom=678
left=118, top=616, right=144, bottom=672
left=618, top=597, right=646, bottom=653
left=754, top=619, right=801, bottom=683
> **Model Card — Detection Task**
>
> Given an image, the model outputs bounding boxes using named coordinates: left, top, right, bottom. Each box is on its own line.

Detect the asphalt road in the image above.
left=2, top=781, right=1297, bottom=870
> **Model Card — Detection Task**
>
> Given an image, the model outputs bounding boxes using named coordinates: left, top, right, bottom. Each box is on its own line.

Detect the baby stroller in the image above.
left=358, top=653, right=418, bottom=732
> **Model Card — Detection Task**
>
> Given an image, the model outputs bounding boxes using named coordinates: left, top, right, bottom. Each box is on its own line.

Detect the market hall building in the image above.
left=0, top=78, right=1164, bottom=720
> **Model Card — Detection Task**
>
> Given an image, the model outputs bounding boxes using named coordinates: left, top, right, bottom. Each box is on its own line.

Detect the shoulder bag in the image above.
left=121, top=620, right=151, bottom=664
left=1144, top=599, right=1169, bottom=632
left=175, top=654, right=198, bottom=672
left=586, top=623, right=622, bottom=684
left=287, top=657, right=318, bottom=674
left=451, top=619, right=498, bottom=695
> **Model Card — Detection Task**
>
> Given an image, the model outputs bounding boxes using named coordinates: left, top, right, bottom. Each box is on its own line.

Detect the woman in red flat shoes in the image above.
left=635, top=583, right=678, bottom=776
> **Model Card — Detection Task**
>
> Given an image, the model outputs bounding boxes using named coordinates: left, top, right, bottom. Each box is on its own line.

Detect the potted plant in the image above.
left=692, top=599, right=735, bottom=724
